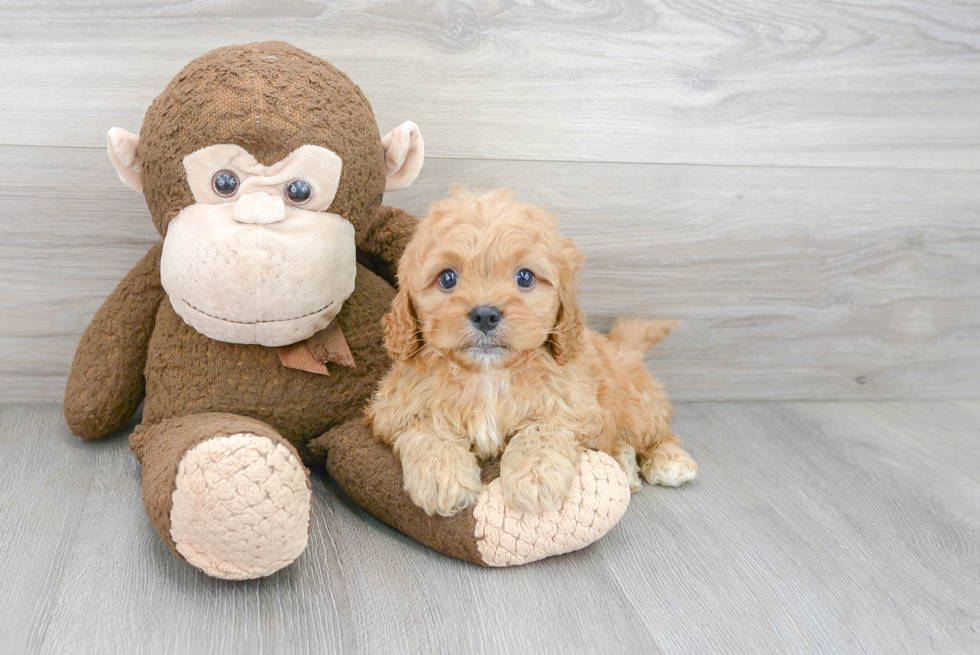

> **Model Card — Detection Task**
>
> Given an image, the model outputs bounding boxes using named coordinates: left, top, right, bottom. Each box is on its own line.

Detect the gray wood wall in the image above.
left=1, top=0, right=978, bottom=402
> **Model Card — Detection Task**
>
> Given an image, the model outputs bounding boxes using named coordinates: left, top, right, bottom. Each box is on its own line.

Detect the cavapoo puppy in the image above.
left=367, top=186, right=697, bottom=516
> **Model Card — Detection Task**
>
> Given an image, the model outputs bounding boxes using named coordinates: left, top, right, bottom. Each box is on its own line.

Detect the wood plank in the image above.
left=2, top=145, right=978, bottom=402
left=605, top=400, right=980, bottom=653
left=1, top=402, right=977, bottom=653
left=22, top=404, right=654, bottom=654
left=0, top=404, right=134, bottom=653
left=0, top=0, right=979, bottom=168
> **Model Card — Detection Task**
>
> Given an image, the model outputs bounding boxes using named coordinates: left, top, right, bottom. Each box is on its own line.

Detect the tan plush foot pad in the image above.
left=170, top=433, right=311, bottom=580
left=473, top=451, right=631, bottom=567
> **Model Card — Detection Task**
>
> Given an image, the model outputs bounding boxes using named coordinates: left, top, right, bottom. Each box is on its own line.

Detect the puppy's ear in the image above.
left=549, top=297, right=587, bottom=365
left=548, top=237, right=588, bottom=365
left=383, top=288, right=422, bottom=361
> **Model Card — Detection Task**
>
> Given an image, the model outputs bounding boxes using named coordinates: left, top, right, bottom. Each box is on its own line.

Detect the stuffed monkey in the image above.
left=64, top=42, right=630, bottom=579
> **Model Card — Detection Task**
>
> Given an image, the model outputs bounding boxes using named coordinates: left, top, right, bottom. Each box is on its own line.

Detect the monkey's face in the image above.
left=105, top=42, right=425, bottom=348
left=159, top=144, right=355, bottom=346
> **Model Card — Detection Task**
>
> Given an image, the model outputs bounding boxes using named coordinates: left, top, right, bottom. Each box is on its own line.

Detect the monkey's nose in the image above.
left=469, top=305, right=503, bottom=334
left=232, top=192, right=286, bottom=224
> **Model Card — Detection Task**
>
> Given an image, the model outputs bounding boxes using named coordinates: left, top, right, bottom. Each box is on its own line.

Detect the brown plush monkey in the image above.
left=64, top=42, right=630, bottom=579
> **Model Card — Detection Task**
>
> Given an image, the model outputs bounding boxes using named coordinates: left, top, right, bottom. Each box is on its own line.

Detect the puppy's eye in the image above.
left=516, top=268, right=536, bottom=289
left=212, top=170, right=240, bottom=197
left=284, top=179, right=312, bottom=205
left=437, top=268, right=458, bottom=291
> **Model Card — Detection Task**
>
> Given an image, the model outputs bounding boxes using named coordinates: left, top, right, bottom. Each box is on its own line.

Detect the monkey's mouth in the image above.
left=182, top=299, right=335, bottom=325
left=159, top=206, right=356, bottom=347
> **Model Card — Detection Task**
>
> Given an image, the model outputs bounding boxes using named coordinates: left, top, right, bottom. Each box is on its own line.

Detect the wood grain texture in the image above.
left=0, top=0, right=979, bottom=168
left=1, top=1, right=978, bottom=400
left=1, top=402, right=977, bottom=654
left=2, top=145, right=977, bottom=402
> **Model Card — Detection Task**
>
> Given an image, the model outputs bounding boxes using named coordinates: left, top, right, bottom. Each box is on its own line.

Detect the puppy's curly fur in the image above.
left=367, top=187, right=697, bottom=516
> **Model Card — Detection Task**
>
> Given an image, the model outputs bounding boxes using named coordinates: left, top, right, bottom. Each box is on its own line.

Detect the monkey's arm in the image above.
left=64, top=244, right=165, bottom=439
left=355, top=205, right=418, bottom=286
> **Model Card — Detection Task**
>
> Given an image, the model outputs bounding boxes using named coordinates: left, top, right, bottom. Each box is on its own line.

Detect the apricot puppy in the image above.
left=367, top=187, right=697, bottom=516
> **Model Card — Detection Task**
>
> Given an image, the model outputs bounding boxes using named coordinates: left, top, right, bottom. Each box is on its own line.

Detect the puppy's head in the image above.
left=384, top=186, right=586, bottom=369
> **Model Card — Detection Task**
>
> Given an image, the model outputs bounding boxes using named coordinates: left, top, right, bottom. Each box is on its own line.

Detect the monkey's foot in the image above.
left=472, top=451, right=630, bottom=566
left=131, top=414, right=312, bottom=581
left=169, top=433, right=311, bottom=580
left=316, top=420, right=631, bottom=567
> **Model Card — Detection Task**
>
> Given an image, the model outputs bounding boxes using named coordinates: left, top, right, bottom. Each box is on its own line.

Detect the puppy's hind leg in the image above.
left=639, top=437, right=698, bottom=487
left=613, top=444, right=642, bottom=493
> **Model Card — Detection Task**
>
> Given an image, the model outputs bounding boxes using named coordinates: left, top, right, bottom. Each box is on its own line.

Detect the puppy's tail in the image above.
left=607, top=318, right=680, bottom=354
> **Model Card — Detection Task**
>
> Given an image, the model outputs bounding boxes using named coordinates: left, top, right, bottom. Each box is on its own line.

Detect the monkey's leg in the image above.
left=309, top=420, right=631, bottom=567
left=130, top=413, right=311, bottom=580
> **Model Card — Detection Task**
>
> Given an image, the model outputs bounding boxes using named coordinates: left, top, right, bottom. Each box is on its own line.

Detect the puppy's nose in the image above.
left=469, top=305, right=503, bottom=334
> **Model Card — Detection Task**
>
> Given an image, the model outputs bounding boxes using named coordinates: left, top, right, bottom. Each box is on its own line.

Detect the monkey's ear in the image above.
left=381, top=121, right=424, bottom=192
left=106, top=128, right=143, bottom=193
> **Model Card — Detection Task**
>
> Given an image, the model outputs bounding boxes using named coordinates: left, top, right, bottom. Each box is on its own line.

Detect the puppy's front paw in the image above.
left=401, top=452, right=483, bottom=517
left=500, top=450, right=577, bottom=513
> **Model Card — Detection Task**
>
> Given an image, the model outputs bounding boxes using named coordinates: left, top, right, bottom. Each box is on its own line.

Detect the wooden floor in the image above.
left=2, top=402, right=977, bottom=654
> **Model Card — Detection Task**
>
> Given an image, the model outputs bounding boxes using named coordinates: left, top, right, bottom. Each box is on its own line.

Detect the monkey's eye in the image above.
left=211, top=170, right=240, bottom=197
left=437, top=268, right=458, bottom=291
left=285, top=180, right=312, bottom=205
left=516, top=268, right=536, bottom=289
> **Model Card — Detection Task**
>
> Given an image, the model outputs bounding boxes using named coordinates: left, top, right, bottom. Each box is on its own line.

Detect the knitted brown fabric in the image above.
left=130, top=413, right=302, bottom=557
left=139, top=41, right=386, bottom=241
left=312, top=420, right=485, bottom=565
left=64, top=244, right=165, bottom=439
left=64, top=42, right=519, bottom=572
left=356, top=205, right=420, bottom=286
left=141, top=262, right=395, bottom=451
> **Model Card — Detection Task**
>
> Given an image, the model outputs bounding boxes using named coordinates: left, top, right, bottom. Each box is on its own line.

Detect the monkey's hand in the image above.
left=355, top=205, right=419, bottom=286
left=64, top=243, right=165, bottom=439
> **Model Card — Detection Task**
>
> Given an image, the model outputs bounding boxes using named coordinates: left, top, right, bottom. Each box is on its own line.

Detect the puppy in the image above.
left=367, top=186, right=697, bottom=517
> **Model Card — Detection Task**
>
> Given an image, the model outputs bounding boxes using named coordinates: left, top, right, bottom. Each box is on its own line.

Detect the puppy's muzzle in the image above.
left=469, top=305, right=503, bottom=334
